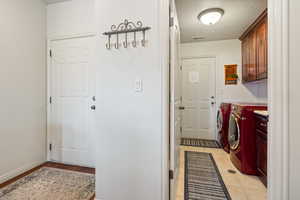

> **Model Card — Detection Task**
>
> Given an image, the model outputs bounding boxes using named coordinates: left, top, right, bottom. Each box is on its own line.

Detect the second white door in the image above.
left=181, top=58, right=216, bottom=140
left=49, top=36, right=96, bottom=167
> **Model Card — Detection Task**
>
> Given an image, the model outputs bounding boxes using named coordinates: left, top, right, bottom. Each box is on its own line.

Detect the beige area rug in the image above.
left=0, top=167, right=95, bottom=200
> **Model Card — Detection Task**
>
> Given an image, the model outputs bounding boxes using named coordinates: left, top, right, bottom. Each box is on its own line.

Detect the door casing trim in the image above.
left=268, top=0, right=290, bottom=199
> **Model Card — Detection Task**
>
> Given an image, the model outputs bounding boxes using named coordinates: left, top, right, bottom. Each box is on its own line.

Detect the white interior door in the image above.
left=181, top=58, right=216, bottom=140
left=49, top=36, right=96, bottom=167
left=169, top=5, right=181, bottom=200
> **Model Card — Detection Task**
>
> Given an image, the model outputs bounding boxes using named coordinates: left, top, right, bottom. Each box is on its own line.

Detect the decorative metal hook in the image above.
left=123, top=32, right=128, bottom=48
left=141, top=30, right=146, bottom=47
left=103, top=19, right=151, bottom=50
left=115, top=33, right=119, bottom=49
left=106, top=35, right=111, bottom=50
left=132, top=31, right=137, bottom=48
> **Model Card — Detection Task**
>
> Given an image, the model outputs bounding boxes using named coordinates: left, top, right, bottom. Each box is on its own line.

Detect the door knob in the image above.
left=211, top=102, right=215, bottom=105
left=91, top=105, right=96, bottom=110
left=179, top=106, right=185, bottom=110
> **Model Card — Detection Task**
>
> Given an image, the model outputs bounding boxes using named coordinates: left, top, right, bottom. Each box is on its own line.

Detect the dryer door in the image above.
left=217, top=109, right=223, bottom=132
left=228, top=114, right=240, bottom=150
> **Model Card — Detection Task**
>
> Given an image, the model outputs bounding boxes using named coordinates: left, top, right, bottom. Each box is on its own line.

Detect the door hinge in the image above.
left=169, top=170, right=174, bottom=180
left=49, top=144, right=52, bottom=151
left=169, top=17, right=174, bottom=27
left=49, top=96, right=52, bottom=104
left=49, top=49, right=53, bottom=58
left=169, top=5, right=173, bottom=27
left=180, top=126, right=183, bottom=133
left=180, top=65, right=182, bottom=71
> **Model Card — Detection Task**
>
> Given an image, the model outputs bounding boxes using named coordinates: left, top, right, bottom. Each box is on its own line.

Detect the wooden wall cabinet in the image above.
left=240, top=10, right=268, bottom=83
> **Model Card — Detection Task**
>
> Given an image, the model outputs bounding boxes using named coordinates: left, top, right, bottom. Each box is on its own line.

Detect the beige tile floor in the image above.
left=176, top=146, right=267, bottom=200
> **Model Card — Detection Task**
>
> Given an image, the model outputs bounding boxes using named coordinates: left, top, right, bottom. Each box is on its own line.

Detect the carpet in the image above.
left=181, top=138, right=221, bottom=148
left=0, top=167, right=95, bottom=200
left=185, top=151, right=231, bottom=200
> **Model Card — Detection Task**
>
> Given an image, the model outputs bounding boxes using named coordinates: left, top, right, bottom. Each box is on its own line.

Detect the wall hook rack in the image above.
left=103, top=19, right=151, bottom=50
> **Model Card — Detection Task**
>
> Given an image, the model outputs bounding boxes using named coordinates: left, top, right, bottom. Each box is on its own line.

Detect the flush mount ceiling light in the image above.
left=198, top=8, right=224, bottom=25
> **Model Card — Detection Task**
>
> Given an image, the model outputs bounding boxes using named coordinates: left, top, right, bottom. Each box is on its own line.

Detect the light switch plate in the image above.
left=135, top=79, right=143, bottom=92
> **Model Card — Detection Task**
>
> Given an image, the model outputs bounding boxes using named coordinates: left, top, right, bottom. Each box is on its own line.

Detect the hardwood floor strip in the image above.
left=89, top=194, right=95, bottom=200
left=44, top=162, right=95, bottom=174
left=0, top=163, right=45, bottom=189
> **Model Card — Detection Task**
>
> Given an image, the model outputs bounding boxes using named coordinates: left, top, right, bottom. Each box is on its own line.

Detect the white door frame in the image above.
left=181, top=56, right=217, bottom=140
left=268, top=0, right=289, bottom=199
left=46, top=33, right=96, bottom=162
left=169, top=2, right=181, bottom=198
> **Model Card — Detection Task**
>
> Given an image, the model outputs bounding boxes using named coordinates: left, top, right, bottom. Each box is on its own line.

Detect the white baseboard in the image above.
left=0, top=160, right=45, bottom=184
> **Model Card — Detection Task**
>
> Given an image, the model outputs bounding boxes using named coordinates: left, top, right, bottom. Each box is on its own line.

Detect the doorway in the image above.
left=169, top=0, right=269, bottom=200
left=48, top=36, right=96, bottom=168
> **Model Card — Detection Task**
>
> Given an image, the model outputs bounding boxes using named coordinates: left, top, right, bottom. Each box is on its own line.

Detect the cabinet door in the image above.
left=256, top=131, right=267, bottom=176
left=242, top=36, right=250, bottom=82
left=248, top=30, right=257, bottom=81
left=256, top=18, right=268, bottom=80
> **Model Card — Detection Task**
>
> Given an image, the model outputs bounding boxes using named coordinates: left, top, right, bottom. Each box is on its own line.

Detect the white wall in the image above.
left=0, top=0, right=46, bottom=183
left=289, top=0, right=300, bottom=198
left=181, top=40, right=268, bottom=108
left=95, top=0, right=169, bottom=199
left=47, top=0, right=95, bottom=37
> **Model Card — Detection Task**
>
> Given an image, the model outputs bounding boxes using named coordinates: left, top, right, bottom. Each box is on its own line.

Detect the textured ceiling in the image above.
left=175, top=0, right=267, bottom=43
